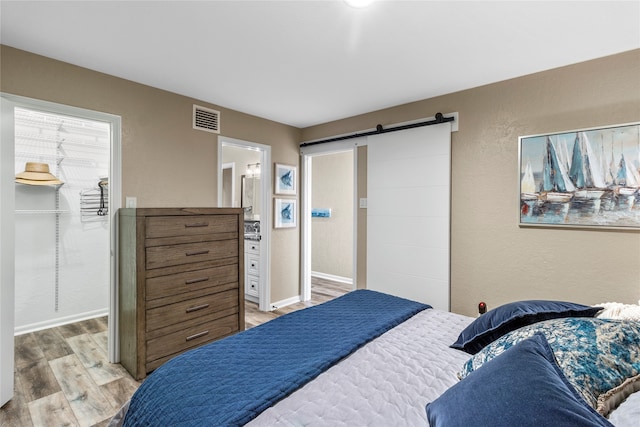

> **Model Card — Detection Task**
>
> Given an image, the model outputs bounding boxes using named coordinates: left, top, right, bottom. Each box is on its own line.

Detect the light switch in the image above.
left=359, top=198, right=367, bottom=208
left=125, top=197, right=137, bottom=208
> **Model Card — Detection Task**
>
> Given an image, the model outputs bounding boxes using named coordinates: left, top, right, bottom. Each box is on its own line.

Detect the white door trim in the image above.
left=0, top=93, right=122, bottom=379
left=218, top=136, right=272, bottom=312
left=0, top=95, right=17, bottom=406
left=300, top=140, right=361, bottom=302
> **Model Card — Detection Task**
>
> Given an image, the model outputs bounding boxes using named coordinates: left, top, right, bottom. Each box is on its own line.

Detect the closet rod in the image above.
left=299, top=112, right=455, bottom=147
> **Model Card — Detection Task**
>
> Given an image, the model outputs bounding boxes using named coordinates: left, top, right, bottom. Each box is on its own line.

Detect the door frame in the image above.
left=218, top=136, right=272, bottom=312
left=0, top=93, right=122, bottom=405
left=0, top=94, right=16, bottom=406
left=300, top=140, right=360, bottom=302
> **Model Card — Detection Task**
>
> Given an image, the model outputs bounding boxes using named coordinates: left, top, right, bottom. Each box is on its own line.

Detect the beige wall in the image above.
left=303, top=49, right=640, bottom=317
left=4, top=45, right=639, bottom=316
left=1, top=45, right=301, bottom=304
left=311, top=151, right=353, bottom=279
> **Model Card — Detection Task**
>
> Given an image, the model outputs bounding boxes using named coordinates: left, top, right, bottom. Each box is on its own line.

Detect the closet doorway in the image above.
left=14, top=107, right=111, bottom=333
left=0, top=94, right=121, bottom=405
left=218, top=136, right=271, bottom=312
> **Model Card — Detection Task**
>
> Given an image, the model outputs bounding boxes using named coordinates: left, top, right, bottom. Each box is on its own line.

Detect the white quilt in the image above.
left=248, top=309, right=473, bottom=426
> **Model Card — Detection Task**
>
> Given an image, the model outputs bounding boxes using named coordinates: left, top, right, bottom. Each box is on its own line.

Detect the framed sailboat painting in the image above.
left=519, top=121, right=640, bottom=229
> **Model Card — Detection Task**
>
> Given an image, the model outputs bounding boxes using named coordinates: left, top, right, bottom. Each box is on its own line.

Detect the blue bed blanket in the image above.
left=123, top=290, right=430, bottom=426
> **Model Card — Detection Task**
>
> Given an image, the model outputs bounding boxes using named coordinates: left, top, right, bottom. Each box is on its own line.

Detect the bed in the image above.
left=109, top=290, right=640, bottom=426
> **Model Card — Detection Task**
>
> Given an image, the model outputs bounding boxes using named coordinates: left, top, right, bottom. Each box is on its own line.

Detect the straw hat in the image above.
left=15, top=162, right=63, bottom=185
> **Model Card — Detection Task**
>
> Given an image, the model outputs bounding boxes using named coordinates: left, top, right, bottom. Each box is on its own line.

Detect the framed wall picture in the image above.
left=274, top=198, right=297, bottom=228
left=519, top=121, right=640, bottom=229
left=274, top=163, right=296, bottom=195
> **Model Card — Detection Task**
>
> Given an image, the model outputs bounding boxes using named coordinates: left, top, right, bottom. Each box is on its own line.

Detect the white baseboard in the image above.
left=270, top=295, right=301, bottom=311
left=14, top=308, right=109, bottom=336
left=311, top=271, right=353, bottom=285
left=244, top=293, right=259, bottom=304
left=269, top=273, right=353, bottom=311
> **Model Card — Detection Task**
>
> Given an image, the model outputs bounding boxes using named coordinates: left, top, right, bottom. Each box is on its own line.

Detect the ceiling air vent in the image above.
left=193, top=105, right=220, bottom=134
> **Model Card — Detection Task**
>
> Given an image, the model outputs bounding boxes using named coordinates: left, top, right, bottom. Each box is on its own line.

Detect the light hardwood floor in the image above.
left=0, top=278, right=351, bottom=427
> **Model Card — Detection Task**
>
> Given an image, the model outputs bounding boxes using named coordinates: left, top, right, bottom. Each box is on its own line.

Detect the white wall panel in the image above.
left=367, top=215, right=450, bottom=251
left=367, top=123, right=451, bottom=310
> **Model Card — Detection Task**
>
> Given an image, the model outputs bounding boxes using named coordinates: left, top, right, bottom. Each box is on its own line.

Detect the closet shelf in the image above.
left=15, top=152, right=107, bottom=170
left=16, top=209, right=71, bottom=215
left=16, top=119, right=109, bottom=140
left=15, top=181, right=64, bottom=188
left=14, top=134, right=110, bottom=151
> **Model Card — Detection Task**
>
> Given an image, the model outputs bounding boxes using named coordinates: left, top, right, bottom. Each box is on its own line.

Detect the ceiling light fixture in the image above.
left=344, top=0, right=375, bottom=8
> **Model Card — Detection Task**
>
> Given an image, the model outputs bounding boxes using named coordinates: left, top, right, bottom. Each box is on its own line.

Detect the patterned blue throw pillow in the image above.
left=457, top=317, right=640, bottom=415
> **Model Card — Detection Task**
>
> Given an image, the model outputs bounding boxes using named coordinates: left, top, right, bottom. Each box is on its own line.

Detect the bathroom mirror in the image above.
left=241, top=175, right=261, bottom=219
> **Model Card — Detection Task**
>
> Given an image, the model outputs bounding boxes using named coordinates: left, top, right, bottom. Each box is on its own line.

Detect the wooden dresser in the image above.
left=118, top=208, right=244, bottom=380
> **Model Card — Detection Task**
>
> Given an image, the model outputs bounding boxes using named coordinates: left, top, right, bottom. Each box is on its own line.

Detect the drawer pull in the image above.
left=186, top=250, right=210, bottom=256
left=186, top=330, right=209, bottom=341
left=185, top=277, right=210, bottom=285
left=186, top=303, right=210, bottom=313
left=185, top=222, right=209, bottom=228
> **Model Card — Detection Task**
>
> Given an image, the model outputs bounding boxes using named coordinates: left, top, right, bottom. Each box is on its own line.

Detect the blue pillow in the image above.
left=427, top=333, right=613, bottom=427
left=450, top=300, right=602, bottom=354
left=457, top=317, right=640, bottom=415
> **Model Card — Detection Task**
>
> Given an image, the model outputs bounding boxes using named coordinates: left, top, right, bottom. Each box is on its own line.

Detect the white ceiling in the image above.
left=1, top=1, right=639, bottom=128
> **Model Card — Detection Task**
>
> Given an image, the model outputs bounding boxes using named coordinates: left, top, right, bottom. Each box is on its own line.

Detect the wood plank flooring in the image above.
left=1, top=278, right=352, bottom=427
left=244, top=277, right=353, bottom=328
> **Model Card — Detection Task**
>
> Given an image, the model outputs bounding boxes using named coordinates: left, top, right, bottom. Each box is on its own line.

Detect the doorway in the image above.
left=301, top=142, right=358, bottom=302
left=310, top=151, right=355, bottom=283
left=14, top=107, right=111, bottom=333
left=218, top=136, right=271, bottom=312
left=0, top=94, right=121, bottom=406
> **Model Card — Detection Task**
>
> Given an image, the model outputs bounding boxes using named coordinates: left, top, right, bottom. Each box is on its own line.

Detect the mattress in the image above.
left=110, top=294, right=639, bottom=426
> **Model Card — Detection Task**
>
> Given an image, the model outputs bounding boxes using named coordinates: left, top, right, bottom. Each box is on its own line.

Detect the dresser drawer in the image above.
left=146, top=239, right=238, bottom=270
left=146, top=264, right=238, bottom=300
left=146, top=288, right=238, bottom=332
left=146, top=215, right=238, bottom=239
left=146, top=314, right=239, bottom=365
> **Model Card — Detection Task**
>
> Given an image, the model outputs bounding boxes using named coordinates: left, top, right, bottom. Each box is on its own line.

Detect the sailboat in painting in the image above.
left=615, top=153, right=640, bottom=196
left=612, top=126, right=640, bottom=202
left=569, top=132, right=606, bottom=199
left=539, top=136, right=575, bottom=203
left=601, top=143, right=616, bottom=187
left=520, top=161, right=537, bottom=200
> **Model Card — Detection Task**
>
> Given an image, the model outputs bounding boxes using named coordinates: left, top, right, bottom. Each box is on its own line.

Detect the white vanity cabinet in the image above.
left=244, top=239, right=260, bottom=302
